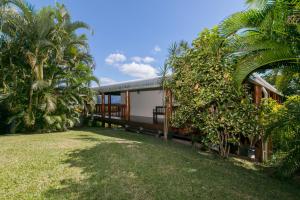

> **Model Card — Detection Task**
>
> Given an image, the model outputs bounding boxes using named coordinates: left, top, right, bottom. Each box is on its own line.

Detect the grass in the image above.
left=0, top=128, right=299, bottom=200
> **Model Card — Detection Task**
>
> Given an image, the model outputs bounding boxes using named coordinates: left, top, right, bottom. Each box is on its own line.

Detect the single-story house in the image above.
left=91, top=74, right=283, bottom=161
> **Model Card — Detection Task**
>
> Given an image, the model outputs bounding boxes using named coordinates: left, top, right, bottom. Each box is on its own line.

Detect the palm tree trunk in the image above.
left=28, top=81, right=34, bottom=112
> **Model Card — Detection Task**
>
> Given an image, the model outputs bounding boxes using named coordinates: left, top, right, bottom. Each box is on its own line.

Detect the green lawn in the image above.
left=0, top=128, right=299, bottom=200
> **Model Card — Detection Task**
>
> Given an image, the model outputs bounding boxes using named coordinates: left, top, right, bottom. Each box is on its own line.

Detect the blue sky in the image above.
left=27, top=0, right=246, bottom=85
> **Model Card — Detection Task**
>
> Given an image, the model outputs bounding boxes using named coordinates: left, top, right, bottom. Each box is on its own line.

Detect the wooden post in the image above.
left=255, top=85, right=262, bottom=161
left=125, top=90, right=130, bottom=121
left=254, top=85, right=262, bottom=106
left=254, top=84, right=270, bottom=162
left=164, top=89, right=172, bottom=140
left=101, top=93, right=105, bottom=127
left=108, top=94, right=112, bottom=128
left=83, top=100, right=87, bottom=117
left=261, top=137, right=266, bottom=162
left=275, top=94, right=280, bottom=103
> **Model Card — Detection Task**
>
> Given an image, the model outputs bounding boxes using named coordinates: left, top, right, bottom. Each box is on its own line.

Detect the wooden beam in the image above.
left=108, top=94, right=112, bottom=128
left=164, top=89, right=172, bottom=140
left=254, top=85, right=262, bottom=106
left=275, top=94, right=280, bottom=103
left=101, top=93, right=105, bottom=127
left=83, top=100, right=87, bottom=116
left=125, top=90, right=130, bottom=121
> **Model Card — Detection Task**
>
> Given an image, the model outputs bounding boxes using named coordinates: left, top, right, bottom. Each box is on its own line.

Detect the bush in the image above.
left=164, top=27, right=260, bottom=158
left=265, top=96, right=300, bottom=177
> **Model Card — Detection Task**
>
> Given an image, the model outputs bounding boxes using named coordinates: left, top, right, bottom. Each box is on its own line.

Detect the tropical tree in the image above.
left=219, top=0, right=300, bottom=177
left=261, top=96, right=300, bottom=177
left=164, top=27, right=260, bottom=158
left=220, top=0, right=300, bottom=86
left=0, top=0, right=97, bottom=133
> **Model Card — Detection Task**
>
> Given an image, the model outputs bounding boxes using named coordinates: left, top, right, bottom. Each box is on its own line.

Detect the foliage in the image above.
left=262, top=68, right=300, bottom=96
left=164, top=27, right=260, bottom=158
left=219, top=0, right=300, bottom=176
left=263, top=96, right=300, bottom=177
left=259, top=98, right=282, bottom=129
left=275, top=70, right=300, bottom=96
left=0, top=0, right=97, bottom=133
left=220, top=0, right=300, bottom=86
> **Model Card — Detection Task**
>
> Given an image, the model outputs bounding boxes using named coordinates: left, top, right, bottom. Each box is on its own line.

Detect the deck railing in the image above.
left=95, top=104, right=126, bottom=118
left=94, top=104, right=178, bottom=121
left=152, top=105, right=179, bottom=123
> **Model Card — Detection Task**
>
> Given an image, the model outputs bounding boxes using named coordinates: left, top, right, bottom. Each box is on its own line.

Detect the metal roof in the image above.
left=94, top=76, right=163, bottom=93
left=94, top=74, right=282, bottom=95
left=249, top=74, right=282, bottom=95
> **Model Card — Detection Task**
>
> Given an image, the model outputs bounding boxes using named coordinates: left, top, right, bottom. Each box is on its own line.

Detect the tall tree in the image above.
left=164, top=28, right=260, bottom=158
left=0, top=0, right=97, bottom=133
left=220, top=0, right=300, bottom=86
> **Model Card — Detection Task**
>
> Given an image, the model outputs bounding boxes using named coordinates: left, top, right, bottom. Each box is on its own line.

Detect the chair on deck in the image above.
left=153, top=106, right=165, bottom=123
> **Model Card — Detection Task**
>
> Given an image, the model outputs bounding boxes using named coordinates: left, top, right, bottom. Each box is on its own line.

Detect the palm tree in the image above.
left=161, top=40, right=190, bottom=79
left=220, top=0, right=300, bottom=86
left=0, top=0, right=98, bottom=132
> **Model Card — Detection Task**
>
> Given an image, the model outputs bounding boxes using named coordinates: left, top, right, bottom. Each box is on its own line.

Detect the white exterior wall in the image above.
left=121, top=89, right=164, bottom=118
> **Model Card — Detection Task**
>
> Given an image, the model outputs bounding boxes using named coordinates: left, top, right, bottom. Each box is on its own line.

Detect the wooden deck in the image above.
left=93, top=114, right=164, bottom=135
left=90, top=103, right=188, bottom=138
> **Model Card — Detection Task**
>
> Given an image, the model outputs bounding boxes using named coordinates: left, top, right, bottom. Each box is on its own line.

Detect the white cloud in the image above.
left=131, top=56, right=155, bottom=63
left=100, top=77, right=117, bottom=85
left=105, top=52, right=158, bottom=79
left=154, top=45, right=161, bottom=52
left=143, top=56, right=155, bottom=63
left=120, top=62, right=158, bottom=79
left=131, top=56, right=143, bottom=63
left=105, top=53, right=126, bottom=65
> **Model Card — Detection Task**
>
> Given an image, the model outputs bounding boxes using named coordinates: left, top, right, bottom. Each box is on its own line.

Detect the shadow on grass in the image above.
left=43, top=127, right=300, bottom=200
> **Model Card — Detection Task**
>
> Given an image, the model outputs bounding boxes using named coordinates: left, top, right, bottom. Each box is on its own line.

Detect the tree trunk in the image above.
left=28, top=82, right=34, bottom=112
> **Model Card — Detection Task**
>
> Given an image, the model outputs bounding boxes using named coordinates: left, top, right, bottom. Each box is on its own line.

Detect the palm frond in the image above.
left=66, top=118, right=74, bottom=127
left=0, top=93, right=10, bottom=101
left=246, top=0, right=275, bottom=8
left=36, top=7, right=54, bottom=39
left=0, top=0, right=34, bottom=21
left=160, top=41, right=190, bottom=86
left=54, top=115, right=62, bottom=123
left=234, top=45, right=298, bottom=85
left=220, top=10, right=263, bottom=37
left=32, top=80, right=49, bottom=91
left=23, top=110, right=35, bottom=127
left=44, top=92, right=57, bottom=113
left=66, top=21, right=90, bottom=32
left=25, top=51, right=37, bottom=69
left=7, top=111, right=24, bottom=124
left=43, top=115, right=55, bottom=125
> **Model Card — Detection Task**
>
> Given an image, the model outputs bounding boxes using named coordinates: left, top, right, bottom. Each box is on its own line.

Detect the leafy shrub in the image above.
left=265, top=96, right=300, bottom=177
left=164, top=27, right=260, bottom=158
